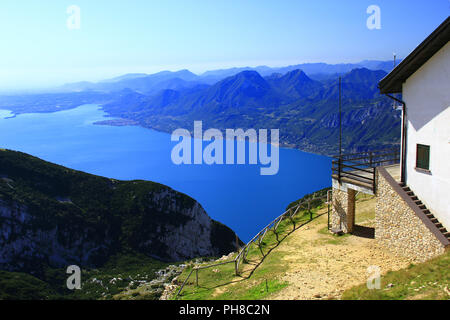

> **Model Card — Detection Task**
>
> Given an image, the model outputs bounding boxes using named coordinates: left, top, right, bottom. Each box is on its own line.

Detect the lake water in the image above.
left=0, top=105, right=331, bottom=242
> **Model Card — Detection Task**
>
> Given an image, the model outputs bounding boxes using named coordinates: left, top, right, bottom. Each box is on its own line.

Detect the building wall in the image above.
left=375, top=170, right=445, bottom=263
left=402, top=42, right=450, bottom=229
left=331, top=186, right=355, bottom=233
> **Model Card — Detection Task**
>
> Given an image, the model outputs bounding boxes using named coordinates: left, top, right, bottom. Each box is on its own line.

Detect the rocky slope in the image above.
left=0, top=149, right=239, bottom=276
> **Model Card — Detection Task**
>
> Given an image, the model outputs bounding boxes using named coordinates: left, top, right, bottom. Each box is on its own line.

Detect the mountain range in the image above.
left=0, top=60, right=401, bottom=155
left=99, top=67, right=401, bottom=155
left=55, top=59, right=398, bottom=94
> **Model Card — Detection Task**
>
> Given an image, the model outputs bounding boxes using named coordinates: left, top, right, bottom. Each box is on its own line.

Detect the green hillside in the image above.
left=0, top=149, right=239, bottom=299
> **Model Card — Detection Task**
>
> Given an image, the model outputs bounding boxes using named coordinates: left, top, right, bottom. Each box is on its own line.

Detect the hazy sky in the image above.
left=0, top=0, right=448, bottom=90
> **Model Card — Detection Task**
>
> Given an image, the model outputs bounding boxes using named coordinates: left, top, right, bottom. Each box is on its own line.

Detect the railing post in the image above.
left=373, top=168, right=377, bottom=194
left=244, top=244, right=250, bottom=262
left=288, top=208, right=295, bottom=230
left=338, top=157, right=342, bottom=182
left=308, top=199, right=312, bottom=220
left=176, top=268, right=195, bottom=298
left=327, top=189, right=331, bottom=230
left=195, top=268, right=199, bottom=287
left=327, top=200, right=330, bottom=230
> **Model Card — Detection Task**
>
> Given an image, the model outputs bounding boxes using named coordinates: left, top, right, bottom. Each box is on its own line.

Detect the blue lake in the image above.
left=0, top=105, right=331, bottom=242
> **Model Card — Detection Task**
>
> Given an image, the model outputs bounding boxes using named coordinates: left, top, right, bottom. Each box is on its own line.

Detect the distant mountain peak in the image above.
left=199, top=70, right=273, bottom=108
left=343, top=68, right=388, bottom=82
left=173, top=69, right=197, bottom=76
left=234, top=70, right=264, bottom=79
left=220, top=70, right=267, bottom=85
left=347, top=67, right=374, bottom=74
left=101, top=73, right=148, bottom=83
left=269, top=68, right=321, bottom=99
left=285, top=69, right=307, bottom=76
left=282, top=69, right=312, bottom=82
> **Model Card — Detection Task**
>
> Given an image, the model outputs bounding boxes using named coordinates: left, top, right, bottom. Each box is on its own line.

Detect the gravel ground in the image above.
left=269, top=204, right=412, bottom=300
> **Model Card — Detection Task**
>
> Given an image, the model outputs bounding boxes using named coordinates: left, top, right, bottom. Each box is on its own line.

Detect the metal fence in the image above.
left=332, top=148, right=400, bottom=192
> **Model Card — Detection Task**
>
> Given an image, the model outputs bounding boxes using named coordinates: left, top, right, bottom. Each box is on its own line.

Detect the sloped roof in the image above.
left=379, top=16, right=450, bottom=94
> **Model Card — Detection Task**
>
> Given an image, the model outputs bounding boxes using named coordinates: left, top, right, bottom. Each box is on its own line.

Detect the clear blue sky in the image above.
left=0, top=0, right=448, bottom=90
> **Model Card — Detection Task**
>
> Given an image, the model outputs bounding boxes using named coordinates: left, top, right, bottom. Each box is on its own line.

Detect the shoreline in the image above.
left=93, top=117, right=334, bottom=158
left=0, top=104, right=400, bottom=158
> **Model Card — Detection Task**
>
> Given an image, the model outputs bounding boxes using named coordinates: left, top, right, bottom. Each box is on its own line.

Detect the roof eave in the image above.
left=378, top=16, right=450, bottom=94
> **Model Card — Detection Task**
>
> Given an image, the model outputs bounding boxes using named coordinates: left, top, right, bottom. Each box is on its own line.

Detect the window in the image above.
left=416, top=144, right=430, bottom=171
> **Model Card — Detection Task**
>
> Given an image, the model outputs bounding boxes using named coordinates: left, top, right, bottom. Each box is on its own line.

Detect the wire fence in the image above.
left=175, top=191, right=331, bottom=298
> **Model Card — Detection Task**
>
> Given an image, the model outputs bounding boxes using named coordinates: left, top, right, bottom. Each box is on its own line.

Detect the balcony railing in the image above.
left=332, top=148, right=400, bottom=192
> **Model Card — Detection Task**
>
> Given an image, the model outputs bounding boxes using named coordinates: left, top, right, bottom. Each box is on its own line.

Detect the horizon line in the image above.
left=0, top=57, right=399, bottom=94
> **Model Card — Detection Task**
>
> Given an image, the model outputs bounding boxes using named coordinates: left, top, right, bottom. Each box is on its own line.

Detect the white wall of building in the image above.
left=403, top=42, right=450, bottom=229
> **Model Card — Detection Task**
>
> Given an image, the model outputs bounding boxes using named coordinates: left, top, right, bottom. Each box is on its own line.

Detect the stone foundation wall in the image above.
left=331, top=187, right=355, bottom=233
left=375, top=170, right=446, bottom=263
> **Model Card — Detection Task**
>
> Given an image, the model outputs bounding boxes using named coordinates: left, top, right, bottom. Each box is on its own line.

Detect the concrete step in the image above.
left=426, top=214, right=434, bottom=220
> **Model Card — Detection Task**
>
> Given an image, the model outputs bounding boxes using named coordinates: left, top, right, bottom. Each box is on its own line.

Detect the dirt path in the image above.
left=269, top=202, right=412, bottom=300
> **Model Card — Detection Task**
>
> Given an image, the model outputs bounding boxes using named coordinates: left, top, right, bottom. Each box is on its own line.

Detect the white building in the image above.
left=331, top=17, right=449, bottom=262
left=379, top=16, right=450, bottom=229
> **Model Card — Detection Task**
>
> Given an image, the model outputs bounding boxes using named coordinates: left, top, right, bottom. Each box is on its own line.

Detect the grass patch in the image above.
left=0, top=271, right=54, bottom=300
left=342, top=250, right=450, bottom=300
left=0, top=253, right=172, bottom=300
left=220, top=279, right=288, bottom=300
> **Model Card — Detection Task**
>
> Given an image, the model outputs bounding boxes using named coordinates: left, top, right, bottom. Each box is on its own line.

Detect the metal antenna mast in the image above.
left=339, top=76, right=342, bottom=158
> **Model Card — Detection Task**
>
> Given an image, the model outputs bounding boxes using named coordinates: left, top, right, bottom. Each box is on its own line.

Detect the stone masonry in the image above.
left=331, top=166, right=447, bottom=263
left=375, top=169, right=446, bottom=263
left=331, top=187, right=356, bottom=234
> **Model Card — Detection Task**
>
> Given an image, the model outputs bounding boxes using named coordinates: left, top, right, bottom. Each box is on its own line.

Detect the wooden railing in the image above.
left=332, top=148, right=400, bottom=192
left=175, top=193, right=330, bottom=298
